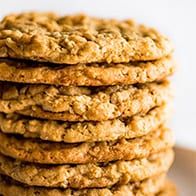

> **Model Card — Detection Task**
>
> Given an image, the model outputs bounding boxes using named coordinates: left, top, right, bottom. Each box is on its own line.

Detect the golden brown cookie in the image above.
left=0, top=81, right=170, bottom=121
left=0, top=57, right=174, bottom=86
left=158, top=180, right=177, bottom=196
left=0, top=174, right=168, bottom=196
left=0, top=127, right=174, bottom=164
left=0, top=105, right=168, bottom=143
left=0, top=150, right=173, bottom=188
left=0, top=13, right=173, bottom=64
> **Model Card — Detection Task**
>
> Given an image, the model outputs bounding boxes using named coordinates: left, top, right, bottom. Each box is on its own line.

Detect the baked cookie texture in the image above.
left=0, top=174, right=170, bottom=196
left=0, top=105, right=168, bottom=142
left=0, top=150, right=173, bottom=188
left=0, top=57, right=174, bottom=86
left=158, top=180, right=177, bottom=196
left=0, top=12, right=176, bottom=194
left=0, top=81, right=170, bottom=121
left=0, top=127, right=174, bottom=164
left=0, top=13, right=173, bottom=64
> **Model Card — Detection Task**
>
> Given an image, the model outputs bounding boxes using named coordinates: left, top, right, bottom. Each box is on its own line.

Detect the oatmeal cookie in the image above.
left=0, top=81, right=170, bottom=121
left=0, top=57, right=174, bottom=86
left=0, top=174, right=168, bottom=196
left=0, top=150, right=173, bottom=188
left=0, top=127, right=174, bottom=164
left=0, top=13, right=173, bottom=64
left=0, top=105, right=168, bottom=142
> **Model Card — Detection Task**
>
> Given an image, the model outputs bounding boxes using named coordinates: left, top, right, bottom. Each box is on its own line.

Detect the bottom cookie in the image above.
left=157, top=180, right=177, bottom=196
left=0, top=174, right=173, bottom=196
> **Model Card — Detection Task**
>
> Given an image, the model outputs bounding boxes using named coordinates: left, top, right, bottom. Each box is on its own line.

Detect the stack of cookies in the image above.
left=0, top=13, right=176, bottom=196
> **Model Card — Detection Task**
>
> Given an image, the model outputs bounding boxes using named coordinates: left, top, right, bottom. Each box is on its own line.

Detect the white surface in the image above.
left=0, top=0, right=195, bottom=149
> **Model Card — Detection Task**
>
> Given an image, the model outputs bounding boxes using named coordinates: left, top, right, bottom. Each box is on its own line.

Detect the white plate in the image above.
left=169, top=146, right=196, bottom=195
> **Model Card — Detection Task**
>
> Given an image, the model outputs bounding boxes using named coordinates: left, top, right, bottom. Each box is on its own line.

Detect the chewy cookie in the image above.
left=0, top=105, right=168, bottom=143
left=0, top=81, right=170, bottom=121
left=0, top=12, right=176, bottom=195
left=0, top=13, right=173, bottom=64
left=0, top=150, right=173, bottom=188
left=0, top=127, right=174, bottom=164
left=0, top=174, right=168, bottom=196
left=0, top=57, right=174, bottom=86
left=158, top=180, right=177, bottom=196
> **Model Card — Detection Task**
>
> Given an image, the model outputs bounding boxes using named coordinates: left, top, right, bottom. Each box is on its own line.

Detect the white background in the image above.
left=0, top=0, right=195, bottom=150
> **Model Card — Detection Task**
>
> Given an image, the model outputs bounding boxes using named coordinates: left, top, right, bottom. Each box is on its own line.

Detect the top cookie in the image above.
left=0, top=13, right=173, bottom=64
